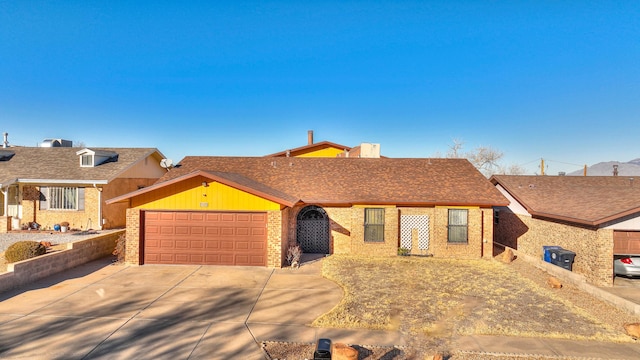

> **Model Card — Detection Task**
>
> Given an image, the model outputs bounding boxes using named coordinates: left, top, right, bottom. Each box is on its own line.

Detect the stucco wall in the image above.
left=102, top=178, right=158, bottom=229
left=494, top=209, right=614, bottom=286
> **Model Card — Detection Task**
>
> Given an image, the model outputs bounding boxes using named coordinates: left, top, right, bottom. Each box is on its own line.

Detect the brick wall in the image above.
left=325, top=207, right=352, bottom=254
left=0, top=216, right=10, bottom=233
left=494, top=209, right=614, bottom=286
left=432, top=207, right=483, bottom=259
left=0, top=230, right=123, bottom=293
left=349, top=206, right=399, bottom=256
left=284, top=205, right=492, bottom=259
left=280, top=208, right=291, bottom=266
left=125, top=208, right=142, bottom=265
left=267, top=210, right=284, bottom=267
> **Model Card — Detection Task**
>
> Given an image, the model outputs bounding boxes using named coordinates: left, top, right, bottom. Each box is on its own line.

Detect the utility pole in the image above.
left=540, top=158, right=545, bottom=176
left=583, top=164, right=587, bottom=176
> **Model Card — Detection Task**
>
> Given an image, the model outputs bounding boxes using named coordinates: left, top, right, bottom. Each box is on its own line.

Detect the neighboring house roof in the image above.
left=0, top=147, right=164, bottom=186
left=490, top=175, right=640, bottom=226
left=265, top=141, right=351, bottom=157
left=110, top=157, right=508, bottom=207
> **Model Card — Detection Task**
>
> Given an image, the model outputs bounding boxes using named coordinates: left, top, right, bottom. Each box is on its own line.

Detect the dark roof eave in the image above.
left=300, top=200, right=508, bottom=207
left=529, top=211, right=597, bottom=227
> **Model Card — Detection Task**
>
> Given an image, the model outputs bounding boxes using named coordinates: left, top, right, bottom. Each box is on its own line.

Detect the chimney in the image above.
left=2, top=132, right=8, bottom=148
left=307, top=130, right=314, bottom=145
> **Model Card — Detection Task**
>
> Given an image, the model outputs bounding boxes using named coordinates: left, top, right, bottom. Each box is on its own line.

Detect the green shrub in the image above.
left=4, top=241, right=47, bottom=263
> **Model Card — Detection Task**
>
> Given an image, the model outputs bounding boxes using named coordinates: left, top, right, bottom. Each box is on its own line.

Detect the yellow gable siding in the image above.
left=131, top=176, right=281, bottom=211
left=296, top=147, right=345, bottom=157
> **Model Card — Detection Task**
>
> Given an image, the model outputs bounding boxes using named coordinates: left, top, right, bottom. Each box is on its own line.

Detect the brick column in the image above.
left=125, top=208, right=142, bottom=265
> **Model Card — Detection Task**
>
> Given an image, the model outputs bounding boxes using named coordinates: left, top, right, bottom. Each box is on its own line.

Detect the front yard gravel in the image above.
left=0, top=230, right=117, bottom=252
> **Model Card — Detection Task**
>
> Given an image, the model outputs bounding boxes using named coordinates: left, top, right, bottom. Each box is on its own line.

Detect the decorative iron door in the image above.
left=296, top=206, right=330, bottom=254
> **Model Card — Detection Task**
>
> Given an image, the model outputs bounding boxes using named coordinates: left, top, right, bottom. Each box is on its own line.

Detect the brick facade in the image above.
left=0, top=216, right=10, bottom=233
left=285, top=205, right=492, bottom=260
left=125, top=208, right=142, bottom=265
left=123, top=205, right=494, bottom=268
left=494, top=209, right=614, bottom=286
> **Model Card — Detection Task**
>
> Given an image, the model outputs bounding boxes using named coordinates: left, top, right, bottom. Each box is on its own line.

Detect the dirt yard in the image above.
left=264, top=253, right=640, bottom=359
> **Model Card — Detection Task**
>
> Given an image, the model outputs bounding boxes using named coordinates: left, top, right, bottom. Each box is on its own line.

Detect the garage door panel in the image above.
left=160, top=226, right=175, bottom=235
left=159, top=212, right=176, bottom=221
left=204, top=240, right=220, bottom=249
left=144, top=211, right=267, bottom=266
left=175, top=240, right=191, bottom=249
left=614, top=231, right=640, bottom=255
left=205, top=227, right=220, bottom=236
left=252, top=228, right=266, bottom=236
left=190, top=212, right=205, bottom=221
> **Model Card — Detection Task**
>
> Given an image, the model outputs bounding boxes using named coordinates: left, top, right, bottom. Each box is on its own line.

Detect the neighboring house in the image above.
left=266, top=131, right=353, bottom=158
left=0, top=146, right=166, bottom=232
left=491, top=175, right=640, bottom=286
left=107, top=156, right=507, bottom=268
left=265, top=130, right=382, bottom=158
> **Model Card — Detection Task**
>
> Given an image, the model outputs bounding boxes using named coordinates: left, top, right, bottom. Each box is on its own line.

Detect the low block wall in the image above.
left=0, top=230, right=123, bottom=293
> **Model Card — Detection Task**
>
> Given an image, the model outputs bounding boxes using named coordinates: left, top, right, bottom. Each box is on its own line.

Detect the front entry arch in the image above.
left=296, top=205, right=330, bottom=254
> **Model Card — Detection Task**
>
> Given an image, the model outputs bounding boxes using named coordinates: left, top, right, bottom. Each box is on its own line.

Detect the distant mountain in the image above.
left=568, top=158, right=640, bottom=176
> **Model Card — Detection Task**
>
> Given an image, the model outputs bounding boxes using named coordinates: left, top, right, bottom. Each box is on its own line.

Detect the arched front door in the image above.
left=296, top=205, right=330, bottom=254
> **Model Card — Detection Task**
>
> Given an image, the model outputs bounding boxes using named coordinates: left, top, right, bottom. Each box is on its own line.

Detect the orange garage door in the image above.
left=143, top=211, right=267, bottom=266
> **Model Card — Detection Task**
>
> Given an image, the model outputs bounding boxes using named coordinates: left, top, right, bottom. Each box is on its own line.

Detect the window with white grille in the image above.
left=49, top=187, right=79, bottom=210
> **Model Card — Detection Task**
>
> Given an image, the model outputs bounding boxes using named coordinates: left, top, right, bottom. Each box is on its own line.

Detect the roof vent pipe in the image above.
left=308, top=130, right=313, bottom=145
left=2, top=132, right=7, bottom=148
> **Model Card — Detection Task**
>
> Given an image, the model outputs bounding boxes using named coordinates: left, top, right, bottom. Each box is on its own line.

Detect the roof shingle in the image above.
left=0, top=147, right=162, bottom=185
left=155, top=157, right=507, bottom=206
left=491, top=175, right=640, bottom=225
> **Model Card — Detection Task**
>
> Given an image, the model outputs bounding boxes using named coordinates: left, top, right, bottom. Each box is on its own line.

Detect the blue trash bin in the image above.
left=543, top=246, right=562, bottom=263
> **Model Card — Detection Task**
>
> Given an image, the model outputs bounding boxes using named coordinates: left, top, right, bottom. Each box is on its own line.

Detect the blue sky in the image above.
left=1, top=1, right=638, bottom=175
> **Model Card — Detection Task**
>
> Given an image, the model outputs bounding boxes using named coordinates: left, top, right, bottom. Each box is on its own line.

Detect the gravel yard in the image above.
left=0, top=230, right=117, bottom=252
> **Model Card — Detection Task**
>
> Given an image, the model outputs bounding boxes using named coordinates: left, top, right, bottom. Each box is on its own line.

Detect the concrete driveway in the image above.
left=0, top=257, right=344, bottom=359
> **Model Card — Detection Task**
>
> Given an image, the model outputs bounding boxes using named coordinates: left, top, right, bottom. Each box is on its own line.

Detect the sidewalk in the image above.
left=455, top=335, right=640, bottom=360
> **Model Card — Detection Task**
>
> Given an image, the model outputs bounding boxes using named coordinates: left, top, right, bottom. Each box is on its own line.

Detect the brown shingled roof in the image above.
left=150, top=157, right=507, bottom=206
left=491, top=175, right=640, bottom=226
left=0, top=147, right=163, bottom=185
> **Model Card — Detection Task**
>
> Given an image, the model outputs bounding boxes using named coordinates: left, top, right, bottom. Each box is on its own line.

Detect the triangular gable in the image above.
left=265, top=141, right=351, bottom=158
left=106, top=169, right=299, bottom=207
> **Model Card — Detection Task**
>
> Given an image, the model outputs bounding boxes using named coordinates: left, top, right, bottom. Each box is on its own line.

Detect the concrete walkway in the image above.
left=1, top=257, right=640, bottom=359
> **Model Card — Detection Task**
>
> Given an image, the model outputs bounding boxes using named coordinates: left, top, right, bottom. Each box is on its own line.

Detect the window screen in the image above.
left=364, top=208, right=385, bottom=242
left=448, top=209, right=468, bottom=243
